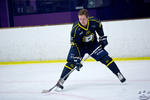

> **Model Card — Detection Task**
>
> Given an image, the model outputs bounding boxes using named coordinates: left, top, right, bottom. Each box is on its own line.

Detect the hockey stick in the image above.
left=42, top=45, right=102, bottom=93
left=42, top=68, right=76, bottom=93
left=81, top=45, right=102, bottom=63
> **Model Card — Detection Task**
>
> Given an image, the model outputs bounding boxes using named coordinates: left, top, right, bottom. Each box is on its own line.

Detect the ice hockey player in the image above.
left=55, top=9, right=126, bottom=91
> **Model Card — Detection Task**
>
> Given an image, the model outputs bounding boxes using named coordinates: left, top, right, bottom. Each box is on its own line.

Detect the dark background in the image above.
left=0, top=0, right=150, bottom=27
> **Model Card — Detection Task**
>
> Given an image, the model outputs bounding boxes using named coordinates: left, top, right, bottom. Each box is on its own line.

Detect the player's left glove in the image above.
left=73, top=57, right=83, bottom=71
left=98, top=36, right=108, bottom=48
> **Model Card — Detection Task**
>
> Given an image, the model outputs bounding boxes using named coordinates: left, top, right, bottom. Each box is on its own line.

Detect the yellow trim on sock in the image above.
left=64, top=65, right=72, bottom=70
left=106, top=60, right=114, bottom=67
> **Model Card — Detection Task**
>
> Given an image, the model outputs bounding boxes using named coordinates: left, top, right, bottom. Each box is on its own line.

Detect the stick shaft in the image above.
left=81, top=45, right=102, bottom=63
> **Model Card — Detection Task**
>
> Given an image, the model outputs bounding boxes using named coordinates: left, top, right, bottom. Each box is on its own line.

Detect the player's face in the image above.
left=78, top=15, right=88, bottom=27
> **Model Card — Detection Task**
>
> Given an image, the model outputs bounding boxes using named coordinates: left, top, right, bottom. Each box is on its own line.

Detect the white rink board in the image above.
left=0, top=19, right=150, bottom=62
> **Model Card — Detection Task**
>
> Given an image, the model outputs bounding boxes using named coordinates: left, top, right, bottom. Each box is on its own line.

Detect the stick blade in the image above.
left=41, top=89, right=50, bottom=93
left=42, top=84, right=57, bottom=93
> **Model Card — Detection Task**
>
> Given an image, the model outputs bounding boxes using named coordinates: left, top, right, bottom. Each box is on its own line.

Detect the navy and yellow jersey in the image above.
left=70, top=17, right=104, bottom=56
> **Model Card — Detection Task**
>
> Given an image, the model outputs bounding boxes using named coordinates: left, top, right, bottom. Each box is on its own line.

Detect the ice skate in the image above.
left=55, top=79, right=64, bottom=92
left=117, top=72, right=126, bottom=83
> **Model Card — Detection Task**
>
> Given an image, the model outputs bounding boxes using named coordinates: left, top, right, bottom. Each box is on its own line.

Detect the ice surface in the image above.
left=0, top=60, right=150, bottom=100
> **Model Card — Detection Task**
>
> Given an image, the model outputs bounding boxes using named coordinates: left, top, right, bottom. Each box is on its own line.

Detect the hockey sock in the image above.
left=107, top=61, right=121, bottom=76
left=60, top=66, right=72, bottom=81
left=100, top=55, right=126, bottom=82
left=100, top=55, right=120, bottom=76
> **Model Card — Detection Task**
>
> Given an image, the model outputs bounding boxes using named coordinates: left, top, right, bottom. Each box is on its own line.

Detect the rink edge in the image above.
left=0, top=57, right=150, bottom=65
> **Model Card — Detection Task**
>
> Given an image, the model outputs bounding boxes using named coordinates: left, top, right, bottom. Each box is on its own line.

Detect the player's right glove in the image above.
left=73, top=57, right=83, bottom=71
left=98, top=36, right=108, bottom=48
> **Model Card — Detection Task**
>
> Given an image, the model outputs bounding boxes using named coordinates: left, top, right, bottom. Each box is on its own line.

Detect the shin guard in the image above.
left=60, top=63, right=75, bottom=80
left=100, top=55, right=120, bottom=76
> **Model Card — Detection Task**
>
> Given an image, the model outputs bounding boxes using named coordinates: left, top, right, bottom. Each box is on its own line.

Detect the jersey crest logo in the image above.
left=82, top=33, right=94, bottom=42
left=86, top=30, right=91, bottom=35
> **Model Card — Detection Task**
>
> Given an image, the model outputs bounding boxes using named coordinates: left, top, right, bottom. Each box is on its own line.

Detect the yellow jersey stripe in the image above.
left=90, top=19, right=97, bottom=22
left=74, top=26, right=79, bottom=37
left=71, top=24, right=78, bottom=32
left=73, top=25, right=81, bottom=57
left=90, top=19, right=102, bottom=28
left=74, top=43, right=81, bottom=57
left=89, top=16, right=94, bottom=19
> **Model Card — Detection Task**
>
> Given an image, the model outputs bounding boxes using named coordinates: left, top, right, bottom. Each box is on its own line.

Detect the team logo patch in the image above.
left=82, top=33, right=94, bottom=42
left=86, top=30, right=91, bottom=35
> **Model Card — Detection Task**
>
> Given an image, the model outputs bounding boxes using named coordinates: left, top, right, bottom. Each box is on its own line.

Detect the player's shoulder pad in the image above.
left=71, top=21, right=79, bottom=31
left=72, top=21, right=79, bottom=28
left=89, top=16, right=101, bottom=22
left=89, top=16, right=102, bottom=27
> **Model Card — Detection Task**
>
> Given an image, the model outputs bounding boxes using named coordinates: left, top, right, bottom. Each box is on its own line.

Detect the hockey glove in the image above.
left=73, top=57, right=83, bottom=71
left=99, top=36, right=108, bottom=48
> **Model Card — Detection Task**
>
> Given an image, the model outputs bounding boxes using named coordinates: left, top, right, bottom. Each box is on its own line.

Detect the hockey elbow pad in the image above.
left=99, top=36, right=108, bottom=48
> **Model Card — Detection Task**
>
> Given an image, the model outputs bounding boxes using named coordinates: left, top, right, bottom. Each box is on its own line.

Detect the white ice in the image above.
left=0, top=60, right=150, bottom=100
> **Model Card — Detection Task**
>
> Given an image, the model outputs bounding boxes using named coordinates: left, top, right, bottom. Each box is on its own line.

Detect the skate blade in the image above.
left=54, top=87, right=63, bottom=92
left=121, top=81, right=127, bottom=85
